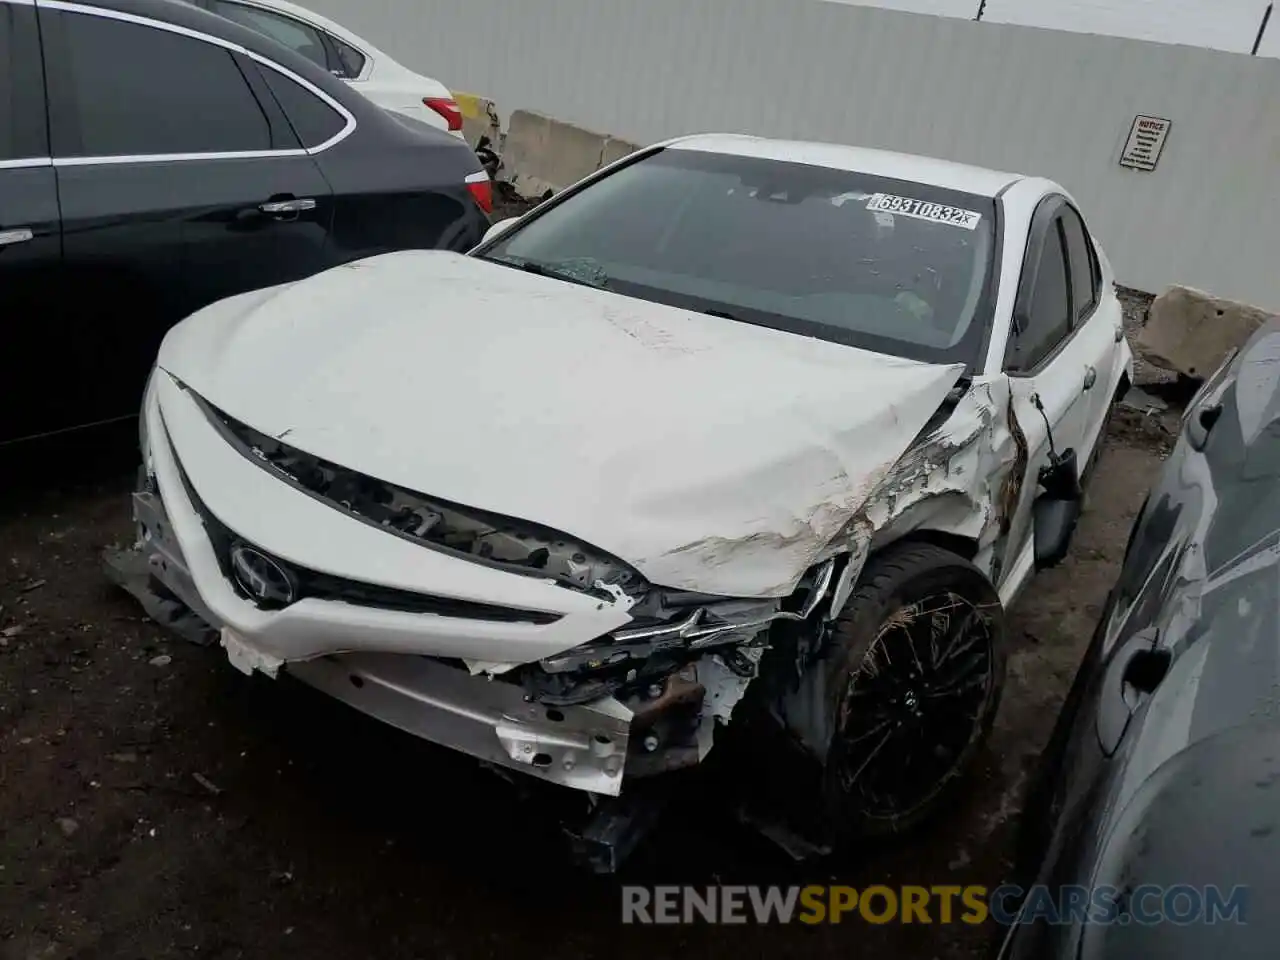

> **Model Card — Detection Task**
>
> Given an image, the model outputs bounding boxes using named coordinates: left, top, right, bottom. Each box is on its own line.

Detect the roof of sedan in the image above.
left=666, top=134, right=1023, bottom=197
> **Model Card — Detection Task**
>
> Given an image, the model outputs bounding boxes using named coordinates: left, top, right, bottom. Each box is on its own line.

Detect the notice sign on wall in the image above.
left=1120, top=115, right=1171, bottom=171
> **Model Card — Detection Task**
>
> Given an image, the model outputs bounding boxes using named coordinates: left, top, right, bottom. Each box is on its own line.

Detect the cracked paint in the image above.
left=820, top=377, right=1023, bottom=599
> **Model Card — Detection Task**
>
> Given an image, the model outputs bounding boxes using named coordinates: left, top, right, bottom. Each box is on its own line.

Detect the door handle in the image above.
left=258, top=198, right=317, bottom=216
left=1083, top=366, right=1097, bottom=391
left=1187, top=402, right=1223, bottom=452
left=0, top=227, right=34, bottom=247
left=1096, top=627, right=1170, bottom=755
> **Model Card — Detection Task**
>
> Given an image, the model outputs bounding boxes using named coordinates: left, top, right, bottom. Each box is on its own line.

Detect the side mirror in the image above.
left=1033, top=448, right=1083, bottom=570
left=482, top=217, right=519, bottom=244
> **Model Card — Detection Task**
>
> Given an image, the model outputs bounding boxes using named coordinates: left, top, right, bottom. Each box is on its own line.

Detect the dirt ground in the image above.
left=1, top=289, right=1179, bottom=959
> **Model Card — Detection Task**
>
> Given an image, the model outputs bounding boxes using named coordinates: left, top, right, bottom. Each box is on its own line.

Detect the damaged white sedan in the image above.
left=115, top=134, right=1132, bottom=868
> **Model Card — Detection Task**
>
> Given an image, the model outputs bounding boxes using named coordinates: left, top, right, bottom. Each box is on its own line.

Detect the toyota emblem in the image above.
left=229, top=543, right=296, bottom=608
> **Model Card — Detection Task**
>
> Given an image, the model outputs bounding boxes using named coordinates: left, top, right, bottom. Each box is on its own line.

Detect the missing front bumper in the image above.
left=288, top=652, right=631, bottom=795
left=104, top=490, right=219, bottom=647
left=115, top=488, right=635, bottom=796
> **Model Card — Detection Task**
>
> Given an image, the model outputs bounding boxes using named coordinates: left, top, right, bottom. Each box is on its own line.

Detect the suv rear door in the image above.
left=0, top=0, right=64, bottom=443
left=38, top=0, right=338, bottom=429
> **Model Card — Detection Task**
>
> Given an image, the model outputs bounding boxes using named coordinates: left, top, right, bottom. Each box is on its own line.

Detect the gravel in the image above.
left=490, top=187, right=540, bottom=222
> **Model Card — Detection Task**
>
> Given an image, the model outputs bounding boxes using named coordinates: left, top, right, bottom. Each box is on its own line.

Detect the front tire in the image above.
left=811, top=542, right=1008, bottom=844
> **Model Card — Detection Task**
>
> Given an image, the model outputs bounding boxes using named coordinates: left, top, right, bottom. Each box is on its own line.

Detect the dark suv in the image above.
left=0, top=0, right=491, bottom=444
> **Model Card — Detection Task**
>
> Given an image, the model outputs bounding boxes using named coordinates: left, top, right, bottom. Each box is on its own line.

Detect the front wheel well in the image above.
left=876, top=530, right=980, bottom=563
left=779, top=539, right=1009, bottom=845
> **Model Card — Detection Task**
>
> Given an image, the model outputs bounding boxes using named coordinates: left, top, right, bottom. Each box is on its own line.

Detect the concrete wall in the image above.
left=311, top=0, right=1280, bottom=309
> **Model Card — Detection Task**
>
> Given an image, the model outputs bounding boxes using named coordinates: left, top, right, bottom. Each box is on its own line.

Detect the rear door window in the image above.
left=0, top=1, right=48, bottom=161
left=46, top=10, right=272, bottom=158
left=1060, top=205, right=1099, bottom=321
left=259, top=67, right=345, bottom=148
left=211, top=1, right=330, bottom=71
left=328, top=34, right=366, bottom=78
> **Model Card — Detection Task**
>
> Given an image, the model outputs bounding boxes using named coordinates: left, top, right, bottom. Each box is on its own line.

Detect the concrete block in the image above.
left=599, top=136, right=641, bottom=169
left=1138, top=285, right=1275, bottom=378
left=453, top=92, right=501, bottom=149
left=502, top=110, right=553, bottom=194
left=503, top=110, right=639, bottom=196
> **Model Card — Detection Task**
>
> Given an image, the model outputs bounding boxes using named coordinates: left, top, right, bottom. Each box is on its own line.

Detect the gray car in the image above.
left=1002, top=318, right=1280, bottom=958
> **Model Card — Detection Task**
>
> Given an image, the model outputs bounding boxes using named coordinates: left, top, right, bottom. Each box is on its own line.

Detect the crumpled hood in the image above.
left=157, top=251, right=965, bottom=597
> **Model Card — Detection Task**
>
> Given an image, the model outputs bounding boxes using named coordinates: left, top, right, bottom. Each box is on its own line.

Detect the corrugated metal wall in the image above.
left=821, top=0, right=979, bottom=18
left=981, top=0, right=1272, bottom=52
left=824, top=0, right=1274, bottom=54
left=309, top=0, right=1280, bottom=308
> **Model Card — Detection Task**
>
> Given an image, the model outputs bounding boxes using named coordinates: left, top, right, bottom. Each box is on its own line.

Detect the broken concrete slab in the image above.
left=503, top=110, right=640, bottom=197
left=454, top=91, right=501, bottom=150
left=1119, top=385, right=1168, bottom=414
left=503, top=110, right=596, bottom=195
left=599, top=136, right=639, bottom=169
left=1138, top=285, right=1275, bottom=379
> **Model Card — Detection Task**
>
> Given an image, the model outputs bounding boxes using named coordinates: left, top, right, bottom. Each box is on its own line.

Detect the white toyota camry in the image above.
left=118, top=134, right=1133, bottom=867
left=186, top=0, right=468, bottom=138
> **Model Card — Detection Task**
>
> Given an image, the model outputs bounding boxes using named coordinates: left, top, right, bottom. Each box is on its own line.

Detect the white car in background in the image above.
left=118, top=135, right=1133, bottom=871
left=187, top=0, right=466, bottom=138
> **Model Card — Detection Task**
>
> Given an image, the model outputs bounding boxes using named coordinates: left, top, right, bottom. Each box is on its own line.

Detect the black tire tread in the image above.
left=818, top=540, right=1009, bottom=844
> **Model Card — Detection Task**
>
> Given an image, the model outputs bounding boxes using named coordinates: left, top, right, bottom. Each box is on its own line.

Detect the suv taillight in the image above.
left=464, top=171, right=493, bottom=214
left=424, top=97, right=463, bottom=132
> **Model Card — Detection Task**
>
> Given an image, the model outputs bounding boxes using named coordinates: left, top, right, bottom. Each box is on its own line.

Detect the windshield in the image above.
left=479, top=148, right=1000, bottom=369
